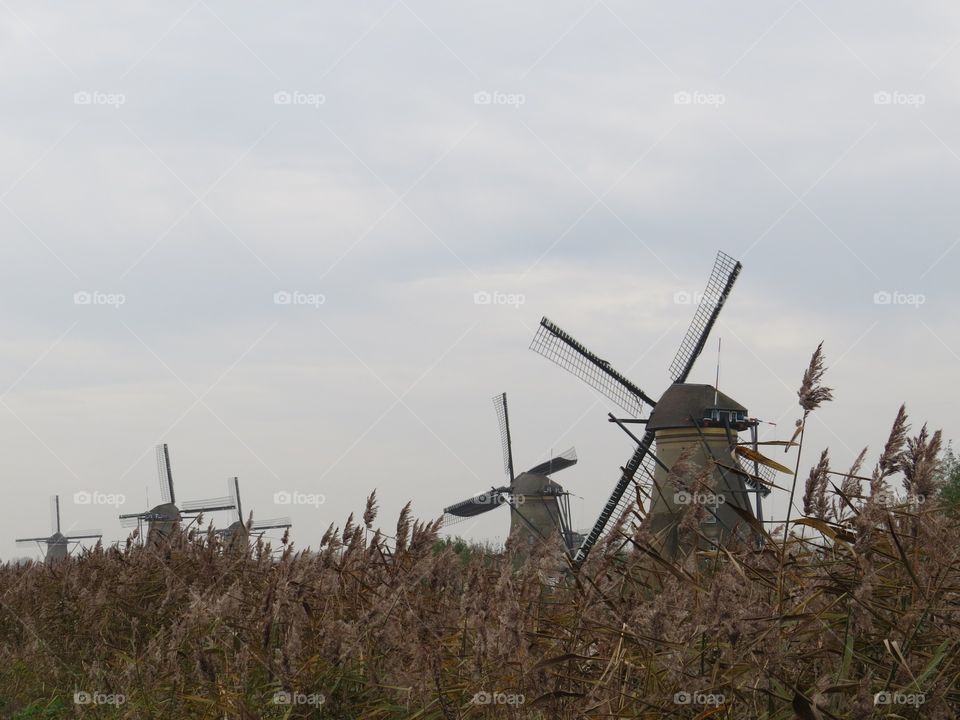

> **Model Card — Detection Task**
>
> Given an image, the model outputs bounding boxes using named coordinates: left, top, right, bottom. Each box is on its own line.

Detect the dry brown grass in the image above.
left=2, top=418, right=960, bottom=718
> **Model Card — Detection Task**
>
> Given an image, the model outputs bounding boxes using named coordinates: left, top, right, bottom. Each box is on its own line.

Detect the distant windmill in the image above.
left=530, top=251, right=776, bottom=566
left=218, top=477, right=291, bottom=544
left=443, top=393, right=579, bottom=551
left=119, top=444, right=236, bottom=546
left=16, top=495, right=102, bottom=563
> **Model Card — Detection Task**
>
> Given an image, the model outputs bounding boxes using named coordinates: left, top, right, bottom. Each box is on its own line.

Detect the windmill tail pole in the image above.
left=778, top=414, right=808, bottom=613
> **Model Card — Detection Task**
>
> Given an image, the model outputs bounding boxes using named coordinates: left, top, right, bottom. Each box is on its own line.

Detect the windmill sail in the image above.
left=530, top=318, right=656, bottom=417
left=157, top=444, right=175, bottom=505
left=526, top=448, right=578, bottom=476
left=119, top=513, right=147, bottom=528
left=230, top=477, right=243, bottom=524
left=493, top=393, right=515, bottom=483
left=572, top=431, right=657, bottom=564
left=50, top=495, right=61, bottom=535
left=669, top=251, right=742, bottom=383
left=63, top=530, right=103, bottom=540
left=443, top=487, right=508, bottom=521
left=181, top=496, right=236, bottom=513
left=250, top=517, right=292, bottom=530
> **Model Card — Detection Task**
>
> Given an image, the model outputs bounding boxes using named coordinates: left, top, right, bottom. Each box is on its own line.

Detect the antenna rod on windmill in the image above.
left=714, top=337, right=721, bottom=406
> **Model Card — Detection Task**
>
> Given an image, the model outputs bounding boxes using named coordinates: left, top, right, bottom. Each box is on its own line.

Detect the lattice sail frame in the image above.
left=530, top=318, right=655, bottom=418
left=492, top=393, right=515, bottom=484
left=669, top=251, right=742, bottom=383
left=157, top=444, right=175, bottom=505
left=441, top=487, right=509, bottom=527
left=527, top=447, right=578, bottom=476
left=181, top=496, right=237, bottom=513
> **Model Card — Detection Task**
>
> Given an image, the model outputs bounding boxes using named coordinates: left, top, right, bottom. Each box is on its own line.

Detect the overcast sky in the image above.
left=2, top=2, right=959, bottom=559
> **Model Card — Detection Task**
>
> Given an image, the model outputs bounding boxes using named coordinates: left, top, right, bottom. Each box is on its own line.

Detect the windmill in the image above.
left=15, top=495, right=102, bottom=563
left=119, top=444, right=236, bottom=547
left=443, top=393, right=580, bottom=551
left=218, top=477, right=292, bottom=544
left=529, top=250, right=774, bottom=566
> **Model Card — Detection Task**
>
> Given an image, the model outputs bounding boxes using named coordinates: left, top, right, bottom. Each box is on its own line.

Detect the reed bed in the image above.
left=2, top=409, right=959, bottom=718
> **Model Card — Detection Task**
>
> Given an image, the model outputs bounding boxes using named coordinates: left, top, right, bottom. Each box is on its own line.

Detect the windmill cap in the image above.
left=647, top=383, right=748, bottom=431
left=148, top=502, right=181, bottom=520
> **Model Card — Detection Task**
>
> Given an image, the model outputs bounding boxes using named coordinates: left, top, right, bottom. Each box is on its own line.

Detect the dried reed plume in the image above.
left=802, top=448, right=831, bottom=520
left=901, top=423, right=943, bottom=502
left=871, top=403, right=910, bottom=496
left=797, top=341, right=834, bottom=413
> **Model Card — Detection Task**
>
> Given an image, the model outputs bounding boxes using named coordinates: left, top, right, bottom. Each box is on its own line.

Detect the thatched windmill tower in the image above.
left=217, top=477, right=291, bottom=547
left=119, top=444, right=236, bottom=547
left=530, top=251, right=778, bottom=565
left=443, top=393, right=579, bottom=551
left=16, top=495, right=102, bottom=563
left=645, top=384, right=762, bottom=556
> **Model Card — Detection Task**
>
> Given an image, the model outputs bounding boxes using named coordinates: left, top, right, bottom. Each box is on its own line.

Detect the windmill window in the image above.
left=705, top=409, right=746, bottom=424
